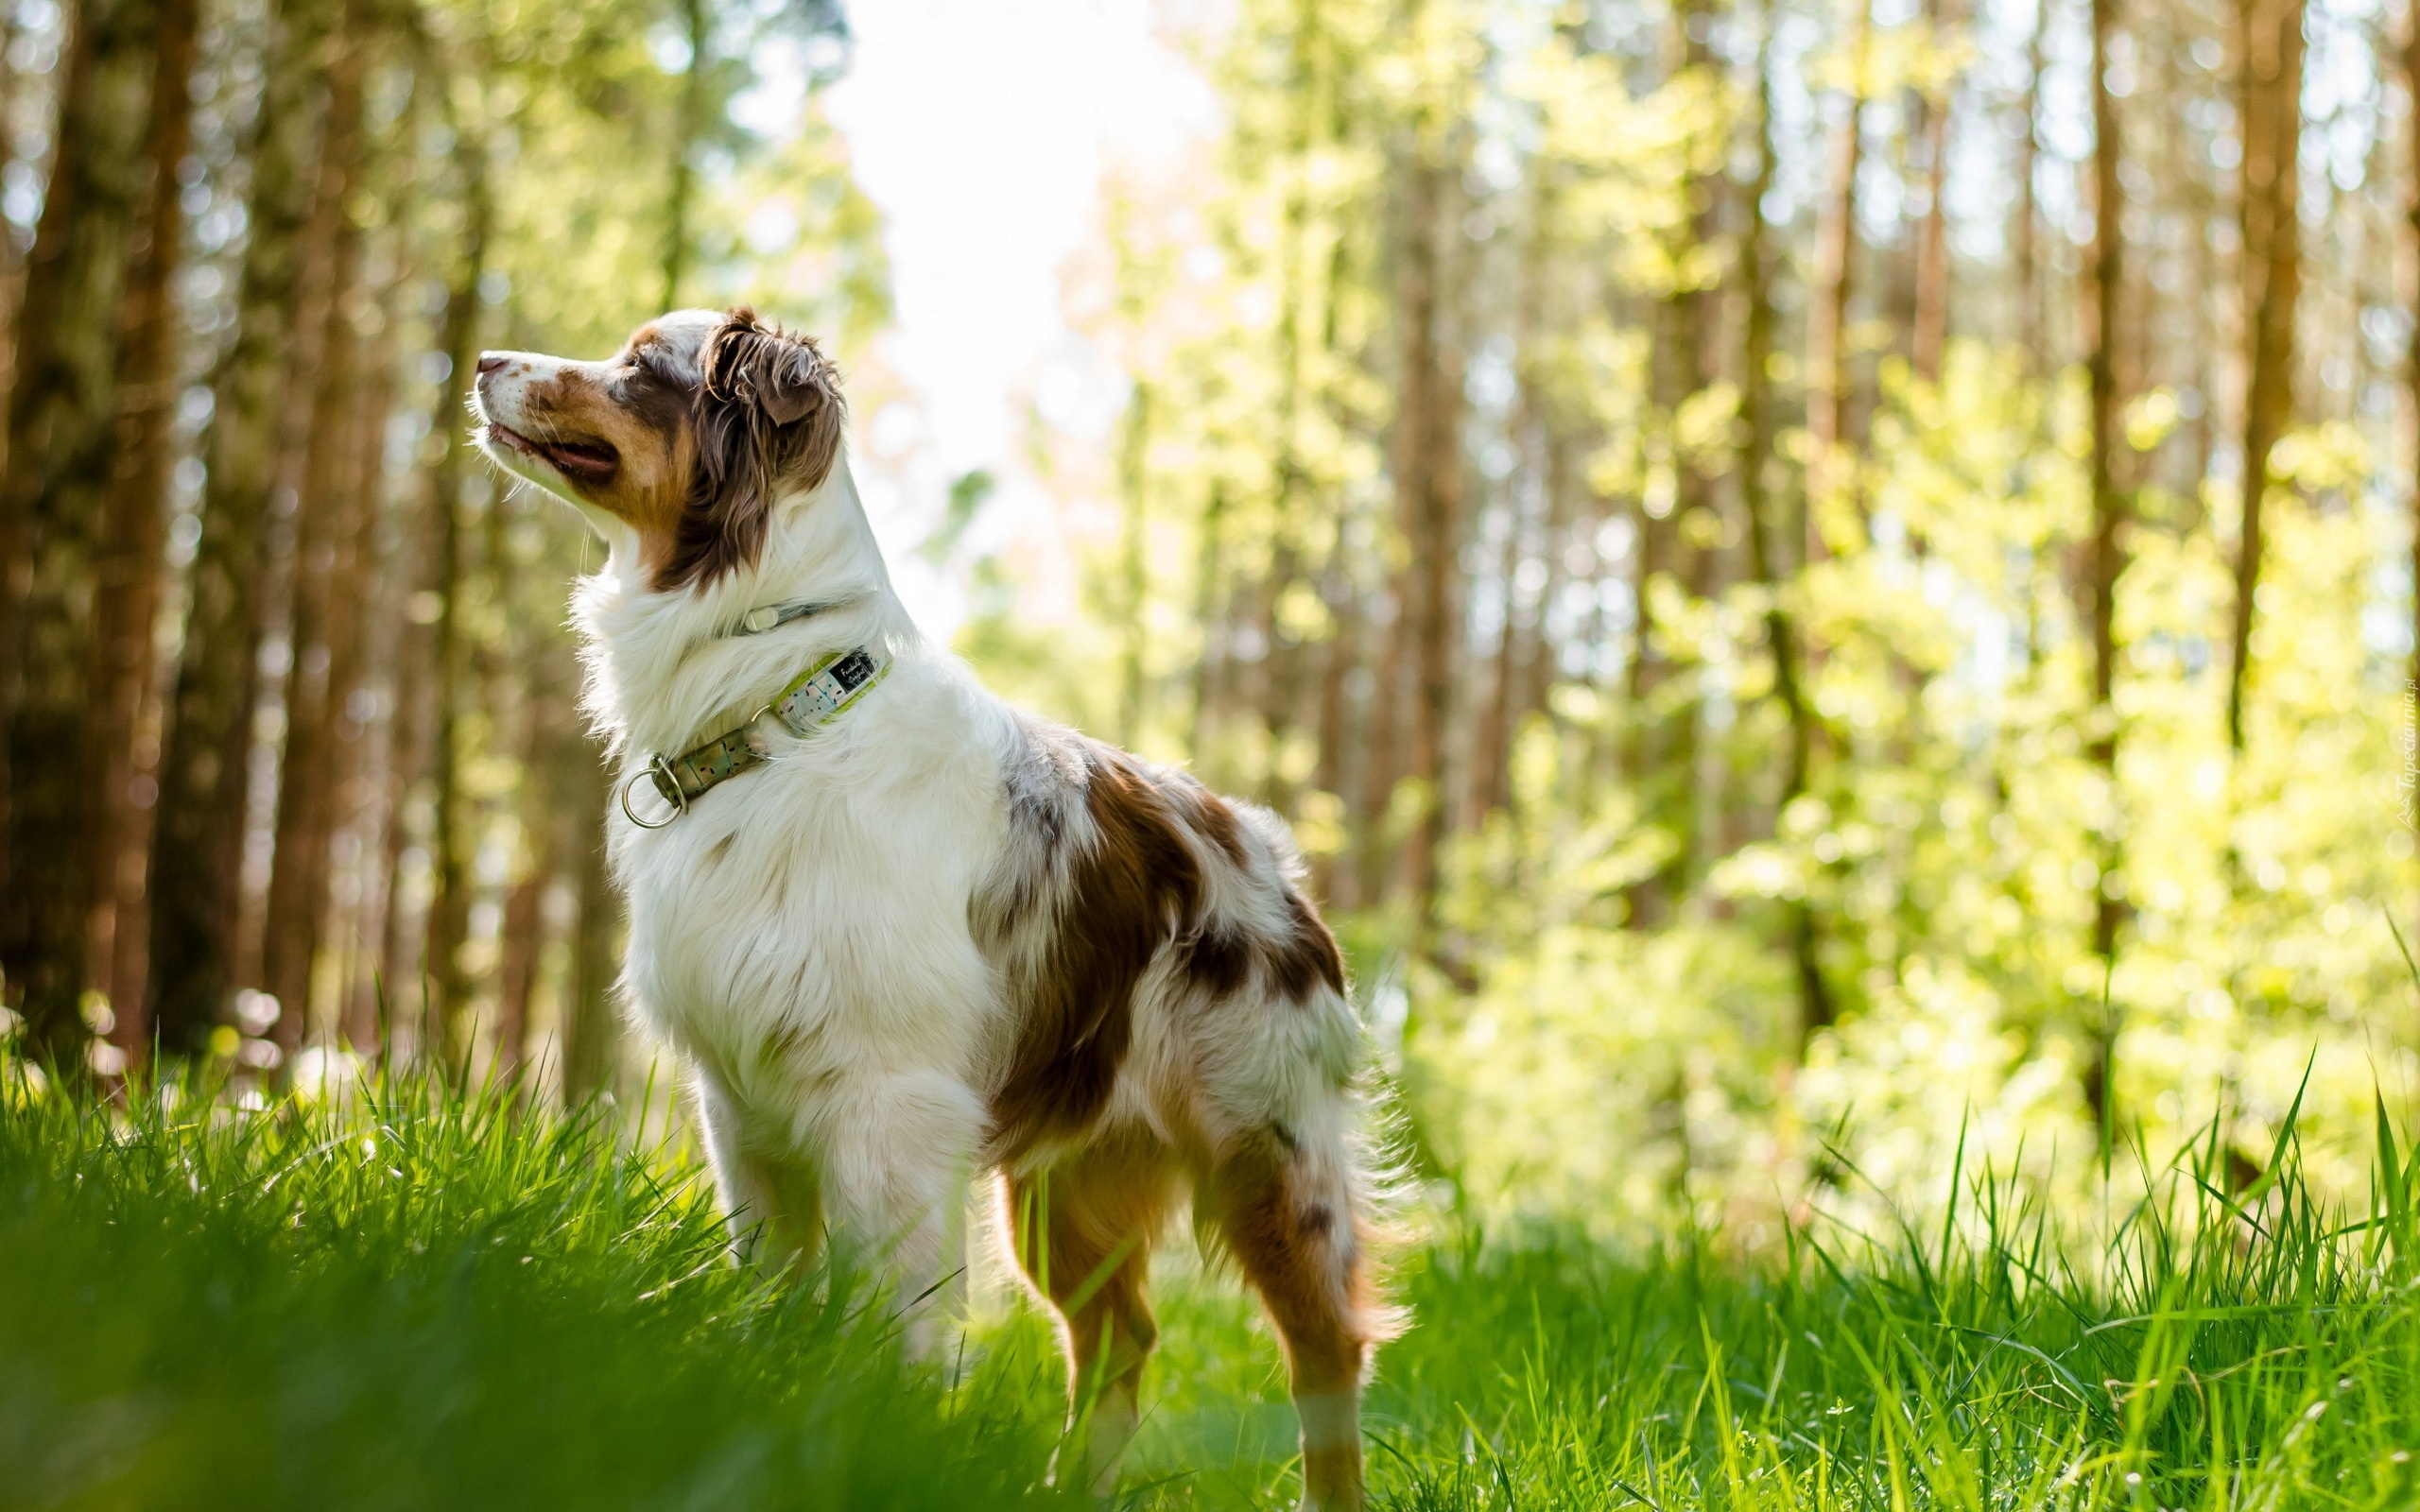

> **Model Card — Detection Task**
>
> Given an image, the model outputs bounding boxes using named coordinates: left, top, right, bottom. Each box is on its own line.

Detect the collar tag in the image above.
left=769, top=647, right=888, bottom=738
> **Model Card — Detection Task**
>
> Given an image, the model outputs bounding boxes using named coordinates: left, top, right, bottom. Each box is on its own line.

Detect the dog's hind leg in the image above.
left=1002, top=1131, right=1177, bottom=1498
left=1204, top=1119, right=1391, bottom=1512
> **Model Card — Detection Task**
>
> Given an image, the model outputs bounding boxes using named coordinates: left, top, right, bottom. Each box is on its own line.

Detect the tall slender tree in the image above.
left=0, top=0, right=167, bottom=1057
left=2081, top=0, right=2129, bottom=1140
left=1910, top=0, right=1960, bottom=380
left=80, top=0, right=202, bottom=1067
left=424, top=130, right=494, bottom=1076
left=2223, top=0, right=2305, bottom=753
left=259, top=16, right=369, bottom=1053
left=149, top=0, right=333, bottom=1054
left=1742, top=5, right=1833, bottom=1052
left=662, top=0, right=710, bottom=312
left=1805, top=0, right=1872, bottom=560
left=1389, top=141, right=1464, bottom=937
left=2408, top=0, right=2420, bottom=698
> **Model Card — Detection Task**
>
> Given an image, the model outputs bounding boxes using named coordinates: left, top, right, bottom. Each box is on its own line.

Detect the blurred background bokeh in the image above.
left=0, top=0, right=2411, bottom=1241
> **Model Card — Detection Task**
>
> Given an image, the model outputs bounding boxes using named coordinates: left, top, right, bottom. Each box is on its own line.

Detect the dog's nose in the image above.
left=475, top=352, right=508, bottom=375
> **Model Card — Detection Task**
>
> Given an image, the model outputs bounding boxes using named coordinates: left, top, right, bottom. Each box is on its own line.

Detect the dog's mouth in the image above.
left=488, top=421, right=620, bottom=485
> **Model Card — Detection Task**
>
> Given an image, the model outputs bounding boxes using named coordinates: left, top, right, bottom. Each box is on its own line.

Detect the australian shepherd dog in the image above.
left=473, top=308, right=1395, bottom=1508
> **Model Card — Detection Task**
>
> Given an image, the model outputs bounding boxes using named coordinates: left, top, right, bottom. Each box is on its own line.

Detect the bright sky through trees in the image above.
left=824, top=0, right=1216, bottom=638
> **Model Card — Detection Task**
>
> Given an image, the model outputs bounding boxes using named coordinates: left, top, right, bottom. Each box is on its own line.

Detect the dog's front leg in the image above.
left=811, top=1067, right=987, bottom=1360
left=693, top=1069, right=826, bottom=1273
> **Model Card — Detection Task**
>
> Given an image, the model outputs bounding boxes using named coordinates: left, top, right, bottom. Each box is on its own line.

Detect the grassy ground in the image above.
left=2, top=1069, right=2414, bottom=1511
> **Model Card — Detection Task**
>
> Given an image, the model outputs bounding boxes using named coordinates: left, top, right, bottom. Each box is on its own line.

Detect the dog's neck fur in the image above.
left=570, top=458, right=923, bottom=765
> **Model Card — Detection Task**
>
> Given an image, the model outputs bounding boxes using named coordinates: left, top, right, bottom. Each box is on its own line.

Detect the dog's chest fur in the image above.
left=611, top=655, right=1020, bottom=1131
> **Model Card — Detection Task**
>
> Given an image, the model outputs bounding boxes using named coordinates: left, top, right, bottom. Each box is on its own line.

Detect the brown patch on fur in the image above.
left=986, top=750, right=1204, bottom=1161
left=1268, top=885, right=1347, bottom=999
left=1167, top=781, right=1250, bottom=866
left=1173, top=887, right=1344, bottom=1005
left=1179, top=926, right=1253, bottom=999
left=504, top=357, right=698, bottom=547
left=657, top=308, right=847, bottom=592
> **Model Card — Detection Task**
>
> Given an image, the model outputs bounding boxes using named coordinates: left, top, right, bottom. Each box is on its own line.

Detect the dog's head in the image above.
left=473, top=307, right=846, bottom=590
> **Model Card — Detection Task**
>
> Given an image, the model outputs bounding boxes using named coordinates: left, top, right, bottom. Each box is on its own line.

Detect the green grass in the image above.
left=3, top=1068, right=2414, bottom=1510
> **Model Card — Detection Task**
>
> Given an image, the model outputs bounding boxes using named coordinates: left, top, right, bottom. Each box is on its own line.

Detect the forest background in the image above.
left=0, top=0, right=2413, bottom=1243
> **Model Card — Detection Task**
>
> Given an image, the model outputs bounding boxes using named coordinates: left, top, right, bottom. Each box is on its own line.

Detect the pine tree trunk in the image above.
left=328, top=324, right=398, bottom=1054
left=1390, top=145, right=1462, bottom=939
left=148, top=0, right=332, bottom=1056
left=1189, top=485, right=1229, bottom=782
left=2016, top=4, right=2045, bottom=367
left=2081, top=0, right=2129, bottom=1142
left=1307, top=540, right=1360, bottom=906
left=79, top=0, right=200, bottom=1071
left=424, top=138, right=493, bottom=1077
left=2408, top=0, right=2420, bottom=697
left=1910, top=0, right=1959, bottom=381
left=1743, top=9, right=1832, bottom=1052
left=370, top=470, right=444, bottom=1057
left=1115, top=382, right=1151, bottom=748
left=493, top=636, right=583, bottom=1083
left=1804, top=0, right=1871, bottom=562
left=2223, top=0, right=2304, bottom=753
left=562, top=738, right=618, bottom=1102
left=661, top=0, right=708, bottom=311
left=0, top=0, right=164, bottom=1058
left=259, top=27, right=367, bottom=1056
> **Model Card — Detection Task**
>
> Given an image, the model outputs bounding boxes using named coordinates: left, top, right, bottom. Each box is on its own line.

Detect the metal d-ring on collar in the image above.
left=619, top=756, right=689, bottom=830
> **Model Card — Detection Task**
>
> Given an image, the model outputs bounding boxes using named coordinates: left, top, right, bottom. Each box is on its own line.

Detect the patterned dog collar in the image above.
left=620, top=645, right=890, bottom=830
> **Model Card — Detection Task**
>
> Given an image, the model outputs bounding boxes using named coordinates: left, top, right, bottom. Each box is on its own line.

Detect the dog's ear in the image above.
left=659, top=308, right=847, bottom=592
left=703, top=306, right=841, bottom=431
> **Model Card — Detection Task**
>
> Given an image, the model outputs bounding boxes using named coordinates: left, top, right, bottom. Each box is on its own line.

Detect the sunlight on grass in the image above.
left=2, top=1062, right=2413, bottom=1510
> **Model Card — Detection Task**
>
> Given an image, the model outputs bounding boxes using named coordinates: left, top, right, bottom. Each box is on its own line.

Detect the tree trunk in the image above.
left=329, top=321, right=400, bottom=1055
left=2223, top=0, right=2303, bottom=754
left=148, top=0, right=332, bottom=1056
left=1467, top=180, right=1556, bottom=827
left=493, top=635, right=584, bottom=1083
left=1910, top=0, right=1959, bottom=380
left=661, top=0, right=709, bottom=311
left=1743, top=7, right=1832, bottom=1053
left=0, top=0, right=164, bottom=1059
left=2081, top=0, right=2129, bottom=1142
left=2409, top=0, right=2420, bottom=698
left=1115, top=382, right=1151, bottom=748
left=1804, top=0, right=1871, bottom=562
left=1307, top=535, right=1361, bottom=906
left=1391, top=145, right=1462, bottom=940
left=425, top=138, right=494, bottom=1075
left=259, top=26, right=367, bottom=1057
left=562, top=737, right=619, bottom=1103
left=370, top=452, right=445, bottom=1059
left=79, top=0, right=201, bottom=1073
left=2016, top=2, right=2045, bottom=368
